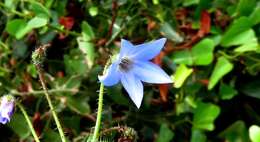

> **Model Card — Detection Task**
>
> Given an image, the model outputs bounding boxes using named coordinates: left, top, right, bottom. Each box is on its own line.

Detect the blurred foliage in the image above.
left=0, top=0, right=260, bottom=142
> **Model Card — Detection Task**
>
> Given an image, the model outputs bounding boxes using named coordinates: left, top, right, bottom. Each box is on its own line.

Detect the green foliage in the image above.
left=249, top=125, right=260, bottom=142
left=0, top=0, right=260, bottom=141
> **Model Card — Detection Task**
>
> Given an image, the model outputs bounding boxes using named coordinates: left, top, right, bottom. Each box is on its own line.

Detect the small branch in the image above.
left=17, top=102, right=41, bottom=142
left=36, top=65, right=67, bottom=142
left=11, top=88, right=79, bottom=96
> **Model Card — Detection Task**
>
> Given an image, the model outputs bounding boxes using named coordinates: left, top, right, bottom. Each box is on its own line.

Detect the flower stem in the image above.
left=91, top=83, right=104, bottom=142
left=91, top=62, right=110, bottom=142
left=36, top=66, right=67, bottom=142
left=17, top=103, right=40, bottom=142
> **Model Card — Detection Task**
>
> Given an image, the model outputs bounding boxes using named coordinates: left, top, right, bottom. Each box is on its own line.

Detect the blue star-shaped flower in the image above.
left=98, top=38, right=173, bottom=108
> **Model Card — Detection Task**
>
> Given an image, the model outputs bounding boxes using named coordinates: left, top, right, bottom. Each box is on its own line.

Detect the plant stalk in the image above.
left=36, top=66, right=67, bottom=142
left=17, top=103, right=41, bottom=142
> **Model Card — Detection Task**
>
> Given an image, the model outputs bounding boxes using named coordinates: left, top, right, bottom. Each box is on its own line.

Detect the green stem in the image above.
left=17, top=103, right=41, bottom=142
left=91, top=61, right=110, bottom=142
left=91, top=83, right=105, bottom=142
left=36, top=66, right=67, bottom=142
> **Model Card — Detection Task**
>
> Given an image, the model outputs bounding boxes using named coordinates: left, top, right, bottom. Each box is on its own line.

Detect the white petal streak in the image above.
left=131, top=38, right=167, bottom=60
left=98, top=63, right=120, bottom=86
left=119, top=39, right=134, bottom=58
left=132, top=61, right=173, bottom=84
left=120, top=71, right=143, bottom=108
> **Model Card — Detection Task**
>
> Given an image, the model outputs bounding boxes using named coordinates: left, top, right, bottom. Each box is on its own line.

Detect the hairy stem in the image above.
left=91, top=62, right=110, bottom=142
left=91, top=83, right=104, bottom=142
left=36, top=66, right=67, bottom=142
left=17, top=103, right=40, bottom=142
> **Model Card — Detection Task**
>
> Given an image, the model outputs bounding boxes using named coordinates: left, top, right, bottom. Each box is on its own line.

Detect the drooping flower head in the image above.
left=99, top=38, right=173, bottom=108
left=0, top=95, right=15, bottom=124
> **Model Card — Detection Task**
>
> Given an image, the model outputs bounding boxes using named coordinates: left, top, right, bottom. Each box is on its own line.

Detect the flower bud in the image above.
left=0, top=95, right=15, bottom=124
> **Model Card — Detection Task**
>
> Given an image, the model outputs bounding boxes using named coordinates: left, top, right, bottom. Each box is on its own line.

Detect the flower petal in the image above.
left=119, top=39, right=134, bottom=58
left=98, top=63, right=120, bottom=86
left=131, top=38, right=167, bottom=60
left=120, top=71, right=143, bottom=108
left=132, top=61, right=173, bottom=84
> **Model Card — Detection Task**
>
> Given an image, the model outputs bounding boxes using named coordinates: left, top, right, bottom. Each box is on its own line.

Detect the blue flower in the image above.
left=99, top=38, right=173, bottom=108
left=0, top=95, right=15, bottom=124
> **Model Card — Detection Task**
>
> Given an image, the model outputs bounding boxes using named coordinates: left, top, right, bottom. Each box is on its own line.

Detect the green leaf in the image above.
left=191, top=38, right=215, bottom=65
left=156, top=123, right=174, bottom=142
left=250, top=7, right=260, bottom=25
left=27, top=16, right=48, bottom=29
left=191, top=129, right=206, bottom=142
left=67, top=97, right=90, bottom=115
left=160, top=22, right=183, bottom=43
left=221, top=17, right=253, bottom=47
left=64, top=49, right=88, bottom=75
left=223, top=29, right=256, bottom=47
left=240, top=80, right=260, bottom=99
left=249, top=125, right=260, bottom=142
left=234, top=42, right=259, bottom=53
left=7, top=113, right=30, bottom=139
left=236, top=0, right=256, bottom=16
left=219, top=83, right=238, bottom=100
left=172, top=38, right=215, bottom=65
left=183, top=0, right=199, bottom=6
left=172, top=50, right=193, bottom=65
left=208, top=57, right=233, bottom=90
left=193, top=102, right=220, bottom=131
left=173, top=64, right=193, bottom=88
left=62, top=76, right=82, bottom=90
left=82, top=21, right=95, bottom=40
left=6, top=19, right=31, bottom=39
left=43, top=130, right=62, bottom=142
left=77, top=21, right=96, bottom=68
left=219, top=121, right=249, bottom=142
left=30, top=1, right=50, bottom=18
left=89, top=6, right=98, bottom=17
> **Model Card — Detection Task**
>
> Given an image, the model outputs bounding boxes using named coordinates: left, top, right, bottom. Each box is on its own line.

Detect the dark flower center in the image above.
left=119, top=57, right=133, bottom=72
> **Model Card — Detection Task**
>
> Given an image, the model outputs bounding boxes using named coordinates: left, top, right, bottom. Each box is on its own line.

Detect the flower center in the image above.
left=118, top=57, right=133, bottom=72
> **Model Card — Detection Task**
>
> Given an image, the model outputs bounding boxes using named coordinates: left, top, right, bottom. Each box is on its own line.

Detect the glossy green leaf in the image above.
left=30, top=1, right=50, bottom=18
left=193, top=102, right=220, bottom=131
left=240, top=80, right=260, bottom=99
left=43, top=130, right=62, bottom=142
left=219, top=83, right=238, bottom=100
left=156, top=123, right=174, bottom=142
left=191, top=129, right=206, bottom=142
left=77, top=21, right=96, bottom=68
left=89, top=6, right=98, bottom=17
left=160, top=22, right=183, bottom=43
left=236, top=0, right=256, bottom=16
left=82, top=21, right=95, bottom=40
left=7, top=113, right=30, bottom=139
left=172, top=50, right=193, bottom=65
left=173, top=64, right=193, bottom=88
left=208, top=57, right=234, bottom=90
left=27, top=16, right=48, bottom=28
left=221, top=17, right=253, bottom=47
left=249, top=125, right=260, bottom=142
left=67, top=97, right=90, bottom=115
left=250, top=7, right=260, bottom=25
left=219, top=121, right=249, bottom=142
left=191, top=38, right=215, bottom=65
left=223, top=29, right=256, bottom=47
left=6, top=19, right=31, bottom=39
left=172, top=38, right=215, bottom=65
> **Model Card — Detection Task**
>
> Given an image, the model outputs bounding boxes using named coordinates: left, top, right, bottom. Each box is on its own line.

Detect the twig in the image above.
left=17, top=102, right=41, bottom=142
left=36, top=65, right=67, bottom=142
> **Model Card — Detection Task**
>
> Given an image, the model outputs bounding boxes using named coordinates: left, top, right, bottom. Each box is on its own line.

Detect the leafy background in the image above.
left=0, top=0, right=260, bottom=142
